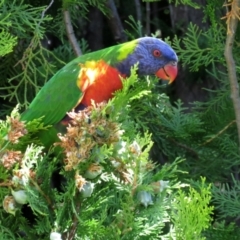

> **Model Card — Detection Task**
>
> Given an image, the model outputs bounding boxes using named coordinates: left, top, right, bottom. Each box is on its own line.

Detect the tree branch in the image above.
left=134, top=0, right=142, bottom=23
left=62, top=196, right=81, bottom=240
left=105, top=0, right=127, bottom=42
left=224, top=0, right=240, bottom=152
left=40, top=0, right=54, bottom=22
left=63, top=10, right=82, bottom=57
left=201, top=120, right=236, bottom=146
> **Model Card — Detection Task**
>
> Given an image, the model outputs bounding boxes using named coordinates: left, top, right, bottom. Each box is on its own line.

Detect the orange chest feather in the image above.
left=77, top=60, right=124, bottom=106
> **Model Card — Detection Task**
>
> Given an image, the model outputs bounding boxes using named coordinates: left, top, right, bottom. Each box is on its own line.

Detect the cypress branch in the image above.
left=63, top=10, right=82, bottom=56
left=224, top=0, right=240, bottom=153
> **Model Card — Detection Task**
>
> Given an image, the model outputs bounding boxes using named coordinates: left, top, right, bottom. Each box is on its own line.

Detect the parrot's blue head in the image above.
left=116, top=37, right=178, bottom=83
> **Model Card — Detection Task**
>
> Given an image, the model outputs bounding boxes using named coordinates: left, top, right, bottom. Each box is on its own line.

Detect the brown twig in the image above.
left=40, top=0, right=54, bottom=21
left=224, top=0, right=240, bottom=152
left=222, top=0, right=240, bottom=34
left=201, top=120, right=236, bottom=146
left=0, top=180, right=13, bottom=187
left=63, top=10, right=82, bottom=57
left=105, top=0, right=127, bottom=42
left=62, top=195, right=81, bottom=240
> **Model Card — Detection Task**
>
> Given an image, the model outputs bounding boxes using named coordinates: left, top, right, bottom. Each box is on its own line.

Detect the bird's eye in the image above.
left=153, top=49, right=161, bottom=57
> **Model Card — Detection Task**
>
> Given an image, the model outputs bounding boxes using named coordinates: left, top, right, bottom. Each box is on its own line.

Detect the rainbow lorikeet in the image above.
left=21, top=37, right=178, bottom=146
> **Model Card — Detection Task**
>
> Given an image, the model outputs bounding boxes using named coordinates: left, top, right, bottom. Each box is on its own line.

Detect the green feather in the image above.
left=21, top=62, right=82, bottom=125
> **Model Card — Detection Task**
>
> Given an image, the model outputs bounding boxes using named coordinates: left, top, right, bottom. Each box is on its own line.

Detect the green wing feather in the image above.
left=21, top=62, right=82, bottom=125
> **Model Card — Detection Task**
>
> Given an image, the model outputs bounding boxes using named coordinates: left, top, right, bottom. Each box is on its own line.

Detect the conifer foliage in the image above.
left=0, top=0, right=240, bottom=239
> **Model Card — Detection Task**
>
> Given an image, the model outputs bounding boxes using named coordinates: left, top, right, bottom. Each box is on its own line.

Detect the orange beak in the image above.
left=155, top=62, right=178, bottom=84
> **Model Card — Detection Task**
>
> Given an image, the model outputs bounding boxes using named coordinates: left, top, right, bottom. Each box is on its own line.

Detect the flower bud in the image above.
left=11, top=189, right=28, bottom=205
left=3, top=195, right=17, bottom=215
left=151, top=180, right=169, bottom=193
left=137, top=191, right=153, bottom=207
left=50, top=232, right=62, bottom=240
left=129, top=141, right=141, bottom=156
left=81, top=182, right=94, bottom=198
left=84, top=163, right=102, bottom=179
